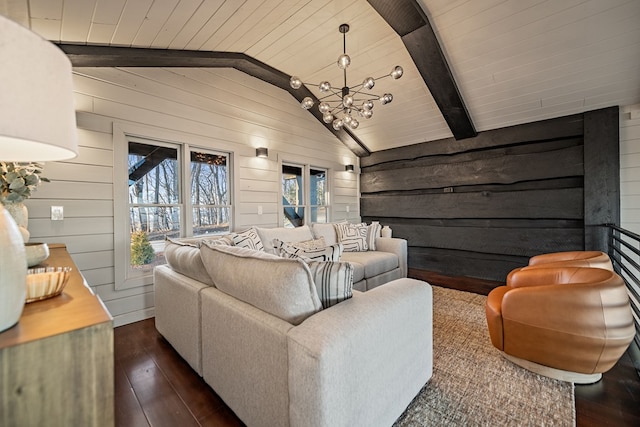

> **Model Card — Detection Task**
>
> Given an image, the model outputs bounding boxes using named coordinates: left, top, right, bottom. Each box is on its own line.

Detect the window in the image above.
left=118, top=135, right=231, bottom=288
left=282, top=163, right=328, bottom=227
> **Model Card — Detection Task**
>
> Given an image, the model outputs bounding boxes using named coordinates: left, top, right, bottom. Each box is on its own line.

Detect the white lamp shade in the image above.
left=0, top=15, right=78, bottom=161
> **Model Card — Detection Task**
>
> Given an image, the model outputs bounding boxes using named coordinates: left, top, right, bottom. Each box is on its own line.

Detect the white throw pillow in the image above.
left=334, top=222, right=368, bottom=252
left=307, top=261, right=353, bottom=308
left=230, top=227, right=264, bottom=251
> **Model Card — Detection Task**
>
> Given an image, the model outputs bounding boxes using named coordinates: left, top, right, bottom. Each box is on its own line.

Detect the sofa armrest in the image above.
left=374, top=237, right=407, bottom=277
left=287, top=278, right=432, bottom=427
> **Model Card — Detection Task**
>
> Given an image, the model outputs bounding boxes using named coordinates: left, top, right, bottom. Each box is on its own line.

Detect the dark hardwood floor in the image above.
left=115, top=275, right=640, bottom=427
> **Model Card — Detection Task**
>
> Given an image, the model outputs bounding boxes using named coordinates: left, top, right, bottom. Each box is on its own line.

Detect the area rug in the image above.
left=394, top=286, right=576, bottom=426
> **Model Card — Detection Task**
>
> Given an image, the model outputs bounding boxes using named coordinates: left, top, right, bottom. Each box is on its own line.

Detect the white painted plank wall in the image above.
left=620, top=104, right=640, bottom=235
left=25, top=67, right=358, bottom=327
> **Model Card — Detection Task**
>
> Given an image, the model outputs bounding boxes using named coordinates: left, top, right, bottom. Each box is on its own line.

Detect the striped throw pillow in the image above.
left=307, top=261, right=353, bottom=308
left=367, top=221, right=381, bottom=251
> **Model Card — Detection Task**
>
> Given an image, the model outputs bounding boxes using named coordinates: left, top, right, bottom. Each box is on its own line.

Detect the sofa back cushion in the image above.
left=199, top=242, right=322, bottom=325
left=255, top=225, right=314, bottom=254
left=164, top=239, right=214, bottom=286
left=311, top=222, right=344, bottom=246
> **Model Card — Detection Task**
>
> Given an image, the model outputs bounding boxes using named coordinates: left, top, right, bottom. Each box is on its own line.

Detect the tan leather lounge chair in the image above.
left=527, top=250, right=613, bottom=270
left=486, top=266, right=635, bottom=383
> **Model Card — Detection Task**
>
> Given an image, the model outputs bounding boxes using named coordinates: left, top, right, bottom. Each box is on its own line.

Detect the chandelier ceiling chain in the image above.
left=290, top=23, right=403, bottom=131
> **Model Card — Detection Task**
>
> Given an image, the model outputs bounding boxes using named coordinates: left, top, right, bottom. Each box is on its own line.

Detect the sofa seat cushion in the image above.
left=340, top=251, right=399, bottom=279
left=256, top=225, right=314, bottom=254
left=199, top=243, right=322, bottom=325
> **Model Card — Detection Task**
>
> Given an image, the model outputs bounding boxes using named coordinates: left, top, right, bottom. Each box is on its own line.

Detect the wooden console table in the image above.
left=0, top=243, right=114, bottom=427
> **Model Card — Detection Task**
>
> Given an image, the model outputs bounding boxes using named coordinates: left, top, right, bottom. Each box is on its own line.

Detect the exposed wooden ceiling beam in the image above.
left=57, top=44, right=370, bottom=157
left=367, top=0, right=477, bottom=140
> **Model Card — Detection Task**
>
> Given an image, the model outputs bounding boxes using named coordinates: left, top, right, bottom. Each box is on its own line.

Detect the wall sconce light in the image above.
left=256, top=147, right=268, bottom=158
left=345, top=164, right=355, bottom=172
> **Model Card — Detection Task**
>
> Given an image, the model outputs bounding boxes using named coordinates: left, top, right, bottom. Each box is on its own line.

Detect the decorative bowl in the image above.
left=25, top=266, right=72, bottom=303
left=25, top=242, right=50, bottom=267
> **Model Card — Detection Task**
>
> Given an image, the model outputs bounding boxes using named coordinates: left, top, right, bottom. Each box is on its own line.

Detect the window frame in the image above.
left=114, top=124, right=232, bottom=290
left=280, top=162, right=330, bottom=227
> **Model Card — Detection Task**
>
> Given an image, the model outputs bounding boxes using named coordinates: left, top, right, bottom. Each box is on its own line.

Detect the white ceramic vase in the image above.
left=0, top=205, right=27, bottom=332
left=4, top=201, right=30, bottom=242
left=381, top=225, right=392, bottom=238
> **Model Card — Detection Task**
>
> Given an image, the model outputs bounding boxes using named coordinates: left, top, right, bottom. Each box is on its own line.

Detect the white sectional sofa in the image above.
left=154, top=223, right=432, bottom=427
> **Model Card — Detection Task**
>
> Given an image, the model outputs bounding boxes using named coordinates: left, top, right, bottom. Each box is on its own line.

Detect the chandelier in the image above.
left=289, top=24, right=403, bottom=131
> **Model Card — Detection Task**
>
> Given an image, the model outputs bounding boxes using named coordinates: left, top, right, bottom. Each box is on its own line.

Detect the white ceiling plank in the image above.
left=88, top=23, right=117, bottom=44
left=110, top=0, right=154, bottom=46
left=183, top=0, right=247, bottom=50
left=167, top=0, right=226, bottom=49
left=29, top=17, right=61, bottom=41
left=221, top=0, right=311, bottom=53
left=62, top=0, right=97, bottom=43
left=133, top=0, right=180, bottom=47
left=1, top=0, right=30, bottom=27
left=93, top=0, right=127, bottom=25
left=29, top=0, right=63, bottom=19
left=151, top=0, right=204, bottom=48
left=198, top=0, right=272, bottom=51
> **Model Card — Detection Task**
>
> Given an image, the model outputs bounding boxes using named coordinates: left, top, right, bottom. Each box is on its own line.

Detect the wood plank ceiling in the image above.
left=2, top=0, right=639, bottom=154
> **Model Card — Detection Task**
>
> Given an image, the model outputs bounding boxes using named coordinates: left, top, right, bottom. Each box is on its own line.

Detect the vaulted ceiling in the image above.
left=2, top=0, right=639, bottom=155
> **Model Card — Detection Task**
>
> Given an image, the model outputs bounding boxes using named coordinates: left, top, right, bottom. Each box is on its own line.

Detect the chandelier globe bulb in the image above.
left=381, top=93, right=393, bottom=105
left=362, top=100, right=374, bottom=111
left=337, top=54, right=351, bottom=69
left=391, top=66, right=404, bottom=79
left=362, top=109, right=373, bottom=119
left=343, top=94, right=354, bottom=108
left=319, top=102, right=331, bottom=113
left=332, top=118, right=344, bottom=130
left=301, top=97, right=314, bottom=109
left=363, top=77, right=375, bottom=90
left=319, top=81, right=331, bottom=92
left=349, top=118, right=359, bottom=129
left=323, top=113, right=334, bottom=123
left=290, top=76, right=302, bottom=89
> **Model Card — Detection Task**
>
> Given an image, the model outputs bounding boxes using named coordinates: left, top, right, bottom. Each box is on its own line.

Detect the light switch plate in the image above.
left=51, top=206, right=64, bottom=220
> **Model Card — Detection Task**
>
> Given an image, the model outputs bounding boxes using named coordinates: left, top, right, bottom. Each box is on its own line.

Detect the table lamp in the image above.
left=0, top=15, right=78, bottom=332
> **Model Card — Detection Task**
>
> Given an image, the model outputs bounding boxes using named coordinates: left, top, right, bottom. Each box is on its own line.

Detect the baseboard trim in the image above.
left=408, top=268, right=503, bottom=296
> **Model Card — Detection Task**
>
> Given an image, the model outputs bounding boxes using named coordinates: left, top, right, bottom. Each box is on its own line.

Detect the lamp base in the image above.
left=0, top=205, right=27, bottom=332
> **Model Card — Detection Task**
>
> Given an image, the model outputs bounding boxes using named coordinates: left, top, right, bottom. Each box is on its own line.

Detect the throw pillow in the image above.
left=307, top=261, right=353, bottom=308
left=291, top=237, right=327, bottom=250
left=230, top=227, right=264, bottom=251
left=201, top=234, right=235, bottom=247
left=367, top=221, right=381, bottom=251
left=275, top=239, right=343, bottom=262
left=334, top=222, right=368, bottom=252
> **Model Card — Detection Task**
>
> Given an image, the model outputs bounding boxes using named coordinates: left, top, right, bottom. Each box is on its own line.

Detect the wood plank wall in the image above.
left=25, top=67, right=359, bottom=327
left=361, top=108, right=619, bottom=283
